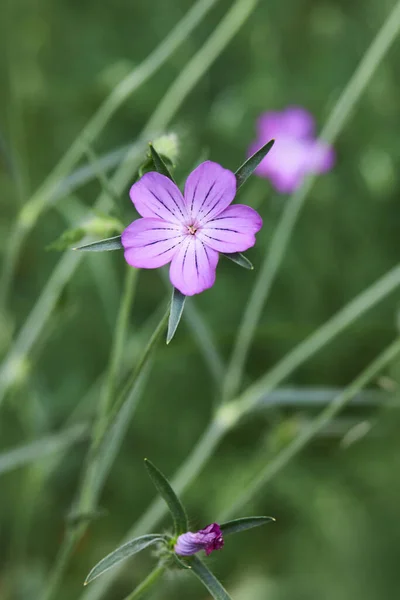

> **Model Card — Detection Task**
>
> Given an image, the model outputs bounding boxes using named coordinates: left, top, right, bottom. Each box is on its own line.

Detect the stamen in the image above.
left=188, top=225, right=197, bottom=235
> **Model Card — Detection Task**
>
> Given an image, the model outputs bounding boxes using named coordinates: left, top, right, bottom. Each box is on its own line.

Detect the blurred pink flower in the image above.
left=249, top=106, right=335, bottom=193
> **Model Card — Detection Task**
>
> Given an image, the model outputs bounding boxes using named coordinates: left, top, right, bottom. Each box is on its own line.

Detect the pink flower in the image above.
left=174, top=523, right=224, bottom=556
left=122, top=161, right=262, bottom=296
left=249, top=106, right=335, bottom=193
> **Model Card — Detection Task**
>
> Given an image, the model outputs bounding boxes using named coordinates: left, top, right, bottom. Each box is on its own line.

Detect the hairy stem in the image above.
left=121, top=565, right=166, bottom=600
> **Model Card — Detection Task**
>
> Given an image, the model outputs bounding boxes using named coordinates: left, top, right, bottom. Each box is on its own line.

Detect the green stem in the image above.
left=0, top=0, right=220, bottom=311
left=121, top=565, right=166, bottom=600
left=145, top=0, right=261, bottom=133
left=222, top=0, right=400, bottom=403
left=229, top=263, right=400, bottom=420
left=190, top=556, right=233, bottom=600
left=43, top=532, right=81, bottom=600
left=96, top=267, right=138, bottom=431
left=80, top=263, right=400, bottom=600
left=42, top=308, right=169, bottom=600
left=95, top=305, right=169, bottom=446
left=220, top=336, right=400, bottom=519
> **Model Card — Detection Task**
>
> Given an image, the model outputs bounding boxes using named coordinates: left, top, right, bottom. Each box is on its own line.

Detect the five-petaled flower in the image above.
left=174, top=523, right=224, bottom=556
left=249, top=106, right=335, bottom=193
left=121, top=161, right=262, bottom=296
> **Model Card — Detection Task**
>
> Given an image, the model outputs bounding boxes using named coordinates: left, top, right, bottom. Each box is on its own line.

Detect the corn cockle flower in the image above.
left=121, top=161, right=262, bottom=296
left=174, top=523, right=224, bottom=556
left=249, top=106, right=335, bottom=193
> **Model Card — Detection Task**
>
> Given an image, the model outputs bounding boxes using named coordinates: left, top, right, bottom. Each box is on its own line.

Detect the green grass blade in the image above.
left=167, top=287, right=186, bottom=344
left=84, top=535, right=167, bottom=585
left=190, top=556, right=233, bottom=600
left=222, top=252, right=253, bottom=270
left=74, top=236, right=123, bottom=252
left=234, top=139, right=274, bottom=189
left=220, top=516, right=275, bottom=536
left=144, top=459, right=188, bottom=535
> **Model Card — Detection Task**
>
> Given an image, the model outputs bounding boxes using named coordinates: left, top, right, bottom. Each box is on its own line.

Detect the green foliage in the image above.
left=74, top=235, right=123, bottom=252
left=167, top=287, right=186, bottom=344
left=2, top=2, right=400, bottom=600
left=220, top=516, right=275, bottom=536
left=234, top=139, right=274, bottom=189
left=84, top=535, right=168, bottom=584
left=144, top=458, right=188, bottom=535
left=190, top=556, right=233, bottom=600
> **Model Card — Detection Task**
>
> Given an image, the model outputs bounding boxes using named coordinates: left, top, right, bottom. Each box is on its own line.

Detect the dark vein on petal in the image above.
left=194, top=243, right=199, bottom=276
left=149, top=190, right=177, bottom=219
left=211, top=215, right=243, bottom=221
left=166, top=188, right=185, bottom=218
left=202, top=233, right=235, bottom=244
left=181, top=240, right=190, bottom=277
left=190, top=181, right=200, bottom=214
left=200, top=240, right=211, bottom=267
left=197, top=181, right=216, bottom=217
left=152, top=239, right=183, bottom=258
left=200, top=194, right=225, bottom=221
left=141, top=235, right=183, bottom=248
left=209, top=227, right=241, bottom=233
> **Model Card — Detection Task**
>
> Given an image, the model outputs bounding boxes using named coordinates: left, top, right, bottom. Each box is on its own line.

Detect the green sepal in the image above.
left=84, top=534, right=168, bottom=585
left=144, top=458, right=188, bottom=536
left=167, top=287, right=186, bottom=344
left=222, top=252, right=253, bottom=270
left=235, top=139, right=274, bottom=189
left=190, top=556, right=233, bottom=600
left=220, top=516, right=275, bottom=536
left=74, top=235, right=123, bottom=252
left=149, top=143, right=176, bottom=183
left=138, top=155, right=155, bottom=178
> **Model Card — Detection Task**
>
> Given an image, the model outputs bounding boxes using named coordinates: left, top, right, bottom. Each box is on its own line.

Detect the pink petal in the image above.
left=122, top=218, right=184, bottom=268
left=129, top=172, right=187, bottom=224
left=169, top=236, right=219, bottom=296
left=198, top=204, right=262, bottom=253
left=281, top=106, right=315, bottom=138
left=184, top=161, right=237, bottom=224
left=256, top=107, right=314, bottom=144
left=306, top=140, right=335, bottom=173
left=256, top=111, right=285, bottom=140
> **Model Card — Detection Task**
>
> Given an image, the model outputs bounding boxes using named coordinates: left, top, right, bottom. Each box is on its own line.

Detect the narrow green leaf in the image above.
left=173, top=553, right=192, bottom=570
left=74, top=235, right=123, bottom=252
left=220, top=516, right=275, bottom=536
left=222, top=252, right=253, bottom=270
left=149, top=144, right=176, bottom=183
left=235, top=139, right=274, bottom=189
left=144, top=458, right=188, bottom=535
left=84, top=534, right=167, bottom=585
left=167, top=287, right=186, bottom=344
left=190, top=556, right=233, bottom=600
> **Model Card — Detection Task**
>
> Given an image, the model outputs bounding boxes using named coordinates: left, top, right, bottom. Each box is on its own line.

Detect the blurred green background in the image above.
left=1, top=0, right=400, bottom=599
